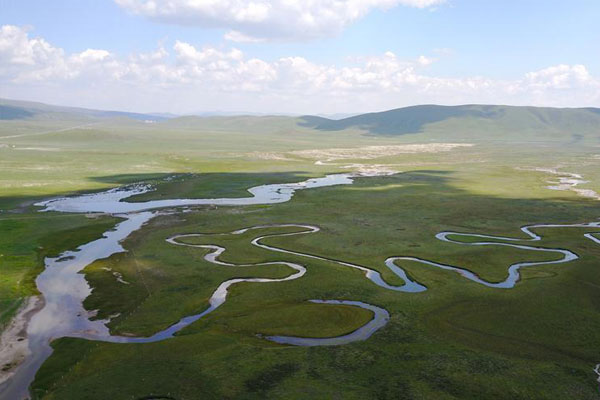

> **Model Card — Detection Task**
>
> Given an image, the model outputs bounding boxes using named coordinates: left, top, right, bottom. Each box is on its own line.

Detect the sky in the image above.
left=0, top=0, right=599, bottom=114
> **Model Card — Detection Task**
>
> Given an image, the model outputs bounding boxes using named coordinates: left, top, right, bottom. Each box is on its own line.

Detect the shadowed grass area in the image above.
left=125, top=172, right=314, bottom=202
left=27, top=170, right=600, bottom=400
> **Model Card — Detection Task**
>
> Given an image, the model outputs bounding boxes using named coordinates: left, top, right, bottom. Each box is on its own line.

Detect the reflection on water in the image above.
left=0, top=213, right=153, bottom=400
left=2, top=171, right=596, bottom=399
left=266, top=300, right=390, bottom=346
left=36, top=174, right=358, bottom=214
left=0, top=173, right=372, bottom=399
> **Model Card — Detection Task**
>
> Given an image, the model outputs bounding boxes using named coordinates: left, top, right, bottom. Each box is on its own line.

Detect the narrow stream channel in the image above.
left=0, top=173, right=388, bottom=399
left=1, top=172, right=598, bottom=399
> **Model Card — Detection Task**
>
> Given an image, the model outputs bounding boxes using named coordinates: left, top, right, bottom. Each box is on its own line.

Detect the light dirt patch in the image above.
left=0, top=296, right=43, bottom=385
left=13, top=147, right=61, bottom=152
left=290, top=143, right=474, bottom=162
left=248, top=152, right=296, bottom=161
left=249, top=143, right=473, bottom=163
left=338, top=163, right=399, bottom=176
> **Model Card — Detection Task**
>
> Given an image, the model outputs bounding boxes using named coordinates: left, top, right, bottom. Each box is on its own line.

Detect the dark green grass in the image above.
left=29, top=171, right=600, bottom=399
left=126, top=172, right=314, bottom=203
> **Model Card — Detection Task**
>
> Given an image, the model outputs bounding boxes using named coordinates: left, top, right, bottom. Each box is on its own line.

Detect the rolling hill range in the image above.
left=300, top=104, right=600, bottom=138
left=2, top=99, right=600, bottom=143
left=0, top=98, right=169, bottom=122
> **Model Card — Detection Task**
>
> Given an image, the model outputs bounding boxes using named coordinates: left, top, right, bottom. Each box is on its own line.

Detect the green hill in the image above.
left=300, top=104, right=600, bottom=139
left=2, top=99, right=599, bottom=144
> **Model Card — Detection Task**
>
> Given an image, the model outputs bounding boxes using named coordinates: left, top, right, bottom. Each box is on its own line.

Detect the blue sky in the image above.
left=1, top=0, right=598, bottom=113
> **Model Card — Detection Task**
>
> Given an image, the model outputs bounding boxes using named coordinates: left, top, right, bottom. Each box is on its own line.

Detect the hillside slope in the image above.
left=2, top=99, right=599, bottom=144
left=0, top=98, right=168, bottom=122
left=300, top=104, right=600, bottom=139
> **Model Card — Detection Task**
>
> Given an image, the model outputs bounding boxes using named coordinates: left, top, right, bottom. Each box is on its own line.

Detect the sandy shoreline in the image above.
left=0, top=296, right=44, bottom=385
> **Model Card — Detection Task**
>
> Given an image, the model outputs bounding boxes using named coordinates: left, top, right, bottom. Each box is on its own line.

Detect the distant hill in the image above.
left=300, top=104, right=600, bottom=137
left=0, top=98, right=169, bottom=122
left=2, top=99, right=599, bottom=143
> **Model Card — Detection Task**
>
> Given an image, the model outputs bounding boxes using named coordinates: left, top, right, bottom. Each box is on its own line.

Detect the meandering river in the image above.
left=0, top=173, right=391, bottom=399
left=1, top=172, right=598, bottom=399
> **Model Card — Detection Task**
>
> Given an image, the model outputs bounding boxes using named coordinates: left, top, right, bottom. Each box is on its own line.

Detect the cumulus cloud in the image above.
left=1, top=24, right=598, bottom=113
left=525, top=64, right=593, bottom=90
left=0, top=25, right=121, bottom=83
left=115, top=0, right=446, bottom=41
left=224, top=30, right=266, bottom=43
left=0, top=25, right=67, bottom=80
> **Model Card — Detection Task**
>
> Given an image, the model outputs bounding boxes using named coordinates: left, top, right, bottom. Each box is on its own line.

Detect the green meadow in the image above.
left=1, top=102, right=600, bottom=399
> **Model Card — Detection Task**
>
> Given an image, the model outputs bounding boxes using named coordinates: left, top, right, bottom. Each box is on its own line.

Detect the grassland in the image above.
left=1, top=103, right=600, bottom=399
left=24, top=168, right=600, bottom=399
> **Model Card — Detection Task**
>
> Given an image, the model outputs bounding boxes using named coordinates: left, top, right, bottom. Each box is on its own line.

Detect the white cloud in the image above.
left=417, top=55, right=435, bottom=66
left=518, top=64, right=600, bottom=107
left=72, top=49, right=111, bottom=63
left=0, top=25, right=67, bottom=81
left=0, top=25, right=61, bottom=66
left=115, top=0, right=446, bottom=41
left=224, top=30, right=266, bottom=43
left=0, top=25, right=122, bottom=82
left=1, top=25, right=599, bottom=113
left=525, top=64, right=593, bottom=90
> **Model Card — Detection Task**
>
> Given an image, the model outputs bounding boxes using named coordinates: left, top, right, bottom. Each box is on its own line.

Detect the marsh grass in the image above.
left=26, top=170, right=600, bottom=399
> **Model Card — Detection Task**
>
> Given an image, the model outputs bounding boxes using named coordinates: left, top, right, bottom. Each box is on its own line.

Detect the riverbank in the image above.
left=0, top=296, right=43, bottom=385
left=0, top=173, right=390, bottom=399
